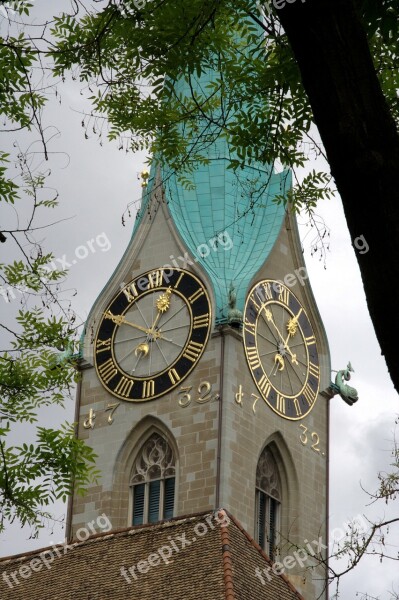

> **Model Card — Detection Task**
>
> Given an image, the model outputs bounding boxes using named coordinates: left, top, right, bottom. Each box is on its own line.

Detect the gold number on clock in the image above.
left=244, top=319, right=256, bottom=336
left=96, top=338, right=111, bottom=353
left=142, top=379, right=155, bottom=398
left=148, top=269, right=164, bottom=289
left=293, top=397, right=302, bottom=417
left=168, top=368, right=181, bottom=385
left=193, top=314, right=210, bottom=329
left=303, top=383, right=316, bottom=407
left=98, top=359, right=118, bottom=384
left=262, top=282, right=273, bottom=300
left=174, top=272, right=184, bottom=289
left=276, top=394, right=286, bottom=415
left=114, top=377, right=134, bottom=398
left=188, top=288, right=204, bottom=304
left=258, top=374, right=271, bottom=398
left=308, top=362, right=320, bottom=378
left=247, top=347, right=261, bottom=370
left=250, top=294, right=261, bottom=312
left=278, top=287, right=290, bottom=305
left=183, top=341, right=204, bottom=362
left=122, top=281, right=139, bottom=303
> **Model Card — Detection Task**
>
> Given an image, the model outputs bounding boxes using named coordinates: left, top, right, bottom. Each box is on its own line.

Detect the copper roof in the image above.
left=0, top=510, right=304, bottom=600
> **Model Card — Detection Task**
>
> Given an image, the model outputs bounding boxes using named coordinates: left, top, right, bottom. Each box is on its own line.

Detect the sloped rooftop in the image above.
left=0, top=510, right=304, bottom=600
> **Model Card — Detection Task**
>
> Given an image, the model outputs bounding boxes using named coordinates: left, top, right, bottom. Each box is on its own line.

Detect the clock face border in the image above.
left=94, top=268, right=212, bottom=402
left=243, top=279, right=320, bottom=420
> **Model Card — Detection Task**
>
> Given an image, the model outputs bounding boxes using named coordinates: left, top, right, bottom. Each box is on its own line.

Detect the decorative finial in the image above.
left=140, top=169, right=149, bottom=187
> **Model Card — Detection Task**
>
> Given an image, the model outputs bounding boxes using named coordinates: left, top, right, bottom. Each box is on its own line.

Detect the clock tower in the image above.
left=68, top=58, right=330, bottom=600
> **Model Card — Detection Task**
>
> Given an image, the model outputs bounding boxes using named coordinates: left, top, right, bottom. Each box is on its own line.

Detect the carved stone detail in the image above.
left=130, top=433, right=175, bottom=484
left=256, top=447, right=281, bottom=501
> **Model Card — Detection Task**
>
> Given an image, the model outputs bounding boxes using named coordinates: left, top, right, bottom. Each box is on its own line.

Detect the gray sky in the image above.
left=0, top=2, right=398, bottom=598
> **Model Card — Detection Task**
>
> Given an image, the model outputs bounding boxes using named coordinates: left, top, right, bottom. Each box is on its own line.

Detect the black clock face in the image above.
left=94, top=268, right=211, bottom=401
left=243, top=279, right=320, bottom=420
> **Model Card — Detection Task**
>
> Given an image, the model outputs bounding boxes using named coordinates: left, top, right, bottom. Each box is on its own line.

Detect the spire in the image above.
left=135, top=21, right=291, bottom=323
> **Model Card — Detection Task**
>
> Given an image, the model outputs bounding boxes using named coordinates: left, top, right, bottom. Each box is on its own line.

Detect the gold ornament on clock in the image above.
left=94, top=268, right=212, bottom=402
left=243, top=279, right=320, bottom=420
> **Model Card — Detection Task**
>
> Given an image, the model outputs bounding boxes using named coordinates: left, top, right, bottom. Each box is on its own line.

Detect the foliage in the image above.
left=48, top=0, right=399, bottom=589
left=50, top=0, right=334, bottom=208
left=0, top=3, right=98, bottom=537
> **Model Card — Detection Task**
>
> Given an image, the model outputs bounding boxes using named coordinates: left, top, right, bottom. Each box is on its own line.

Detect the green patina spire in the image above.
left=134, top=23, right=290, bottom=323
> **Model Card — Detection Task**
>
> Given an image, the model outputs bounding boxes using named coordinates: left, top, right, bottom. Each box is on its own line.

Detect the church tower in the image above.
left=67, top=38, right=331, bottom=600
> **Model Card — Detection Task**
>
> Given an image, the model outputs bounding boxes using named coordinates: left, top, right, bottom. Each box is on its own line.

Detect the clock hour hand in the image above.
left=264, top=308, right=298, bottom=366
left=149, top=288, right=172, bottom=334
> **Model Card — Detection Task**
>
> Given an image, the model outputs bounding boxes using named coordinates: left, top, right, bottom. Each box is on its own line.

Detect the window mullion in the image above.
left=144, top=481, right=149, bottom=524
left=159, top=478, right=165, bottom=520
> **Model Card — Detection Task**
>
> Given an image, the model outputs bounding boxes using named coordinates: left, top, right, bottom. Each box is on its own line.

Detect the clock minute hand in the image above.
left=104, top=311, right=161, bottom=338
left=264, top=308, right=298, bottom=366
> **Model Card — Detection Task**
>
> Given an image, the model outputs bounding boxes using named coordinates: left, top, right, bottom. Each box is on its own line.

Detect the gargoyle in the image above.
left=330, top=362, right=359, bottom=406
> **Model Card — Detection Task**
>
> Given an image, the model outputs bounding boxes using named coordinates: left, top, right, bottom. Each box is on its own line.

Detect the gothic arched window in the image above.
left=255, top=446, right=281, bottom=559
left=130, top=433, right=176, bottom=525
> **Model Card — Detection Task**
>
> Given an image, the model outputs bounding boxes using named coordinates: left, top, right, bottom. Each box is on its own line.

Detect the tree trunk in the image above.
left=277, top=0, right=399, bottom=393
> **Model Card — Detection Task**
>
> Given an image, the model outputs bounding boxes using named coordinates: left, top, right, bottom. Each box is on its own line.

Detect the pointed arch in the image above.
left=255, top=432, right=300, bottom=557
left=112, top=416, right=179, bottom=527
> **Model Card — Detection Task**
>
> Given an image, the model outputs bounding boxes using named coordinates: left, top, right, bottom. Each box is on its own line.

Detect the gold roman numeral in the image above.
left=148, top=269, right=164, bottom=289
left=183, top=341, right=204, bottom=362
left=258, top=374, right=271, bottom=398
left=98, top=358, right=118, bottom=384
left=305, top=335, right=316, bottom=346
left=174, top=272, right=184, bottom=289
left=250, top=293, right=261, bottom=312
left=188, top=288, right=205, bottom=304
left=122, top=281, right=139, bottom=303
left=262, top=282, right=273, bottom=300
left=168, top=368, right=181, bottom=385
left=193, top=314, right=209, bottom=329
left=114, top=377, right=134, bottom=398
left=302, top=383, right=316, bottom=407
left=278, top=286, right=290, bottom=306
left=276, top=394, right=286, bottom=415
left=142, top=379, right=155, bottom=398
left=247, top=347, right=261, bottom=370
left=308, top=362, right=320, bottom=379
left=292, top=397, right=302, bottom=417
left=96, top=338, right=111, bottom=353
left=244, top=319, right=256, bottom=336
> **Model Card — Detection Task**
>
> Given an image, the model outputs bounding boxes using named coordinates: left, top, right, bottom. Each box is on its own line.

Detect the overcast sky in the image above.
left=0, top=2, right=398, bottom=599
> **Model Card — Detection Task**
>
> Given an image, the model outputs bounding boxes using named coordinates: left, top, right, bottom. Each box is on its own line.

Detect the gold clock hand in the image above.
left=104, top=311, right=161, bottom=338
left=274, top=353, right=285, bottom=372
left=282, top=328, right=300, bottom=366
left=134, top=342, right=150, bottom=357
left=148, top=288, right=173, bottom=334
left=264, top=308, right=298, bottom=365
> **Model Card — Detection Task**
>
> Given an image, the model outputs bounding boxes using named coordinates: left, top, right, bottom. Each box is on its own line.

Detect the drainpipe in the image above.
left=215, top=326, right=225, bottom=508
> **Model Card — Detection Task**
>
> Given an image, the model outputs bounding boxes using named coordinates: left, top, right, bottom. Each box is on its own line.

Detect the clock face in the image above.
left=243, top=279, right=320, bottom=420
left=94, top=268, right=211, bottom=401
